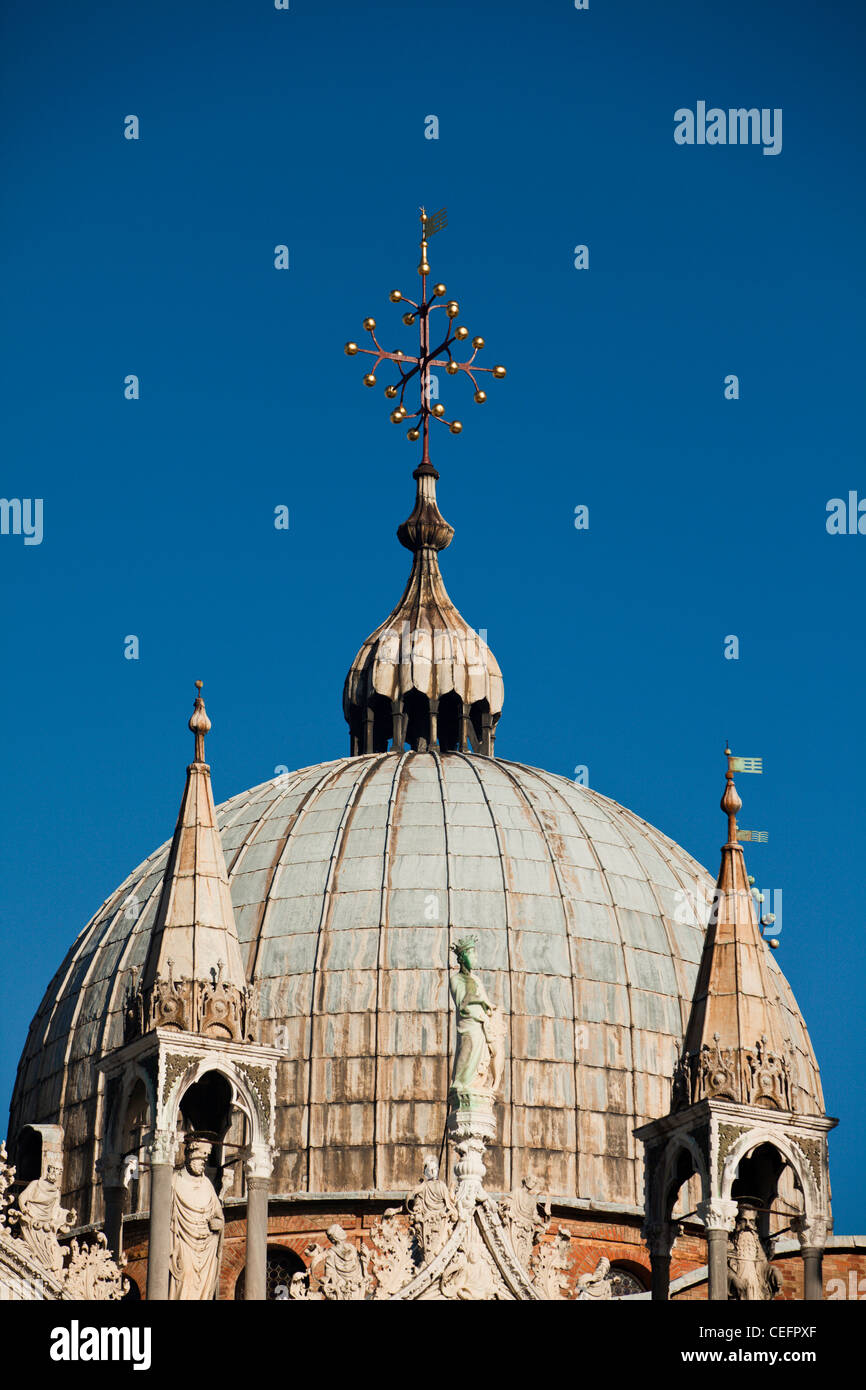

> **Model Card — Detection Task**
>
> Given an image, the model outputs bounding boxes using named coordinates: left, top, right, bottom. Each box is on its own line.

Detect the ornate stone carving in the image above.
left=235, top=1061, right=272, bottom=1128
left=697, top=1197, right=738, bottom=1232
left=790, top=1136, right=824, bottom=1189
left=124, top=964, right=259, bottom=1046
left=576, top=1255, right=615, bottom=1300
left=168, top=1136, right=224, bottom=1300
left=305, top=1225, right=366, bottom=1301
left=674, top=1034, right=792, bottom=1112
left=368, top=1210, right=418, bottom=1299
left=717, top=1122, right=749, bottom=1177
left=791, top=1213, right=828, bottom=1250
left=407, top=1156, right=457, bottom=1261
left=162, top=1051, right=193, bottom=1109
left=0, top=1144, right=126, bottom=1299
left=531, top=1227, right=575, bottom=1299
left=11, top=1160, right=75, bottom=1277
left=727, top=1203, right=780, bottom=1301
left=0, top=1142, right=15, bottom=1230
left=63, top=1233, right=128, bottom=1301
left=427, top=1232, right=509, bottom=1301
left=744, top=1036, right=791, bottom=1110
left=501, top=1174, right=550, bottom=1269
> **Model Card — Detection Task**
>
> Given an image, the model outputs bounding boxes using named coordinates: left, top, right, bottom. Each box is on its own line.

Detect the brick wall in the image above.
left=119, top=1205, right=866, bottom=1301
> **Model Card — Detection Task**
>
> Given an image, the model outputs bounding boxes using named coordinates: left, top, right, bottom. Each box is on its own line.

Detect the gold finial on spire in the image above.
left=722, top=744, right=743, bottom=845
left=344, top=208, right=506, bottom=473
left=189, top=680, right=211, bottom=763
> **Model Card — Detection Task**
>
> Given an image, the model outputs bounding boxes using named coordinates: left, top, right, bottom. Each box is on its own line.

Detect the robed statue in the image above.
left=407, top=1156, right=458, bottom=1259
left=305, top=1224, right=366, bottom=1301
left=449, top=935, right=505, bottom=1096
left=14, top=1160, right=75, bottom=1277
left=168, top=1136, right=224, bottom=1300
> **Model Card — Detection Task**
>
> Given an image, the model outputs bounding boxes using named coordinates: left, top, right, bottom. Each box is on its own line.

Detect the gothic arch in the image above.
left=719, top=1128, right=821, bottom=1223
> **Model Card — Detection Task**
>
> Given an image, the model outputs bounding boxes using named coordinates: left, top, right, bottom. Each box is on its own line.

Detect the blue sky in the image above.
left=1, top=0, right=864, bottom=1228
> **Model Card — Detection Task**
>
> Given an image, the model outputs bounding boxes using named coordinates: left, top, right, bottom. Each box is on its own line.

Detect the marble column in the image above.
left=244, top=1146, right=273, bottom=1302
left=698, top=1200, right=737, bottom=1303
left=801, top=1247, right=823, bottom=1301
left=146, top=1132, right=175, bottom=1301
left=245, top=1177, right=270, bottom=1301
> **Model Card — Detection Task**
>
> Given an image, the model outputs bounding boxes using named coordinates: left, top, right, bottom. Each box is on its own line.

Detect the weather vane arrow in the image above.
left=344, top=207, right=506, bottom=466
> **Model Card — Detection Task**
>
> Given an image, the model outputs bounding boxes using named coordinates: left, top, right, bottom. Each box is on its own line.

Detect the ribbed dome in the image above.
left=10, top=752, right=822, bottom=1219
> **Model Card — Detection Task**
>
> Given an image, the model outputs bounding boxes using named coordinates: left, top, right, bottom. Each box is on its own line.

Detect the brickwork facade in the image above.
left=120, top=1203, right=720, bottom=1300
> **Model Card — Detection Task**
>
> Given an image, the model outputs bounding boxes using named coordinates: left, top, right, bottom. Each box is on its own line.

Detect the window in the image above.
left=234, top=1246, right=306, bottom=1300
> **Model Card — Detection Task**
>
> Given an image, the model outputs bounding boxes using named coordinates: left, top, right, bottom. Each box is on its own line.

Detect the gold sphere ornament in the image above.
left=445, top=361, right=459, bottom=375
left=433, top=283, right=446, bottom=297
left=446, top=301, right=459, bottom=318
left=407, top=428, right=420, bottom=441
left=384, top=384, right=398, bottom=399
left=449, top=421, right=463, bottom=435
left=493, top=364, right=507, bottom=379
left=363, top=373, right=376, bottom=387
left=390, top=408, right=403, bottom=424
left=474, top=389, right=487, bottom=404
left=344, top=342, right=359, bottom=356
left=418, top=261, right=431, bottom=276
left=363, top=317, right=376, bottom=332
left=432, top=403, right=445, bottom=418
left=454, top=326, right=469, bottom=340
left=472, top=336, right=485, bottom=349
left=394, top=349, right=404, bottom=358
left=402, top=312, right=416, bottom=326
left=389, top=290, right=402, bottom=303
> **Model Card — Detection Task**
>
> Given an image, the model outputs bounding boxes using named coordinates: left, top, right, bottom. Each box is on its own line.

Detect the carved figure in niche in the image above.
left=168, top=1136, right=224, bottom=1300
left=502, top=1174, right=550, bottom=1268
left=449, top=935, right=505, bottom=1095
left=576, top=1255, right=614, bottom=1300
left=305, top=1224, right=366, bottom=1301
left=727, top=1203, right=780, bottom=1301
left=407, top=1156, right=458, bottom=1259
left=14, top=1160, right=75, bottom=1276
left=438, top=1240, right=502, bottom=1301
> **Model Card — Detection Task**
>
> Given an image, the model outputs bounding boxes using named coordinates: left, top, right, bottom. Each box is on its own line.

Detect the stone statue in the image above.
left=502, top=1174, right=550, bottom=1268
left=435, top=1240, right=504, bottom=1301
left=168, top=1136, right=224, bottom=1301
left=14, top=1160, right=75, bottom=1276
left=449, top=935, right=505, bottom=1095
left=306, top=1224, right=366, bottom=1301
left=407, top=1156, right=458, bottom=1260
left=727, top=1204, right=780, bottom=1301
left=576, top=1255, right=614, bottom=1300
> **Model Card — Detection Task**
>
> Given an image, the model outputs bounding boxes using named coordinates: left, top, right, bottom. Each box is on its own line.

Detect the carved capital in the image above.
left=697, top=1197, right=738, bottom=1232
left=791, top=1214, right=828, bottom=1250
left=244, top=1142, right=275, bottom=1182
left=148, top=1128, right=178, bottom=1167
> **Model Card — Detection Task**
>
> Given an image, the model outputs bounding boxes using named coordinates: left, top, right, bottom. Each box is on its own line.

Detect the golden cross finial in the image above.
left=344, top=209, right=506, bottom=467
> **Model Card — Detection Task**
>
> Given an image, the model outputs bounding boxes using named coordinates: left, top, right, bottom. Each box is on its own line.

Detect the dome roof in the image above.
left=10, top=751, right=822, bottom=1216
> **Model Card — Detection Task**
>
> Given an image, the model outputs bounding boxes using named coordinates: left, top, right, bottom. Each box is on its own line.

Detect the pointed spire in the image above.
left=673, top=747, right=822, bottom=1116
left=126, top=685, right=257, bottom=1044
